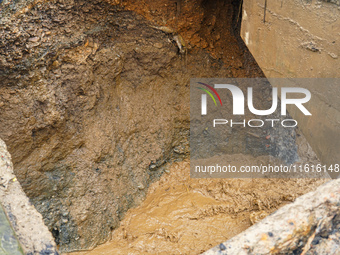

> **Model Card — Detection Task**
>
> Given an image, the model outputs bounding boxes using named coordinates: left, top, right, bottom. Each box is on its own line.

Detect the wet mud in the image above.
left=69, top=129, right=328, bottom=254
left=70, top=158, right=326, bottom=255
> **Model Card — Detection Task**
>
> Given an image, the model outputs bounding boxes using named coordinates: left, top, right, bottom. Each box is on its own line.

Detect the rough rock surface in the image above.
left=0, top=138, right=58, bottom=255
left=203, top=179, right=340, bottom=255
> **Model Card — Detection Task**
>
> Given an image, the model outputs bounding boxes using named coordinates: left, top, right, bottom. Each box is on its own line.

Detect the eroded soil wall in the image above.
left=0, top=0, right=271, bottom=251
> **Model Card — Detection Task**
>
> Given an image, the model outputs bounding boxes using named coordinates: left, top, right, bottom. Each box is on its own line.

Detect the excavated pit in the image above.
left=0, top=0, right=332, bottom=254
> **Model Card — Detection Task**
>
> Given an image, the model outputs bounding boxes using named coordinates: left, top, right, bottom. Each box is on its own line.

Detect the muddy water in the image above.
left=70, top=154, right=326, bottom=255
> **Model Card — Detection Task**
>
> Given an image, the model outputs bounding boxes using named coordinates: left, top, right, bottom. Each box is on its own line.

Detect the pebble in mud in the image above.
left=154, top=42, right=163, bottom=49
left=28, top=37, right=40, bottom=42
left=149, top=163, right=157, bottom=170
left=249, top=210, right=269, bottom=225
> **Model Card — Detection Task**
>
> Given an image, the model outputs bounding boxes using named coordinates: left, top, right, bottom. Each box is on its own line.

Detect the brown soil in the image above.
left=69, top=158, right=326, bottom=255
left=122, top=0, right=262, bottom=77
left=68, top=128, right=328, bottom=254
left=0, top=0, right=328, bottom=253
left=0, top=0, right=265, bottom=252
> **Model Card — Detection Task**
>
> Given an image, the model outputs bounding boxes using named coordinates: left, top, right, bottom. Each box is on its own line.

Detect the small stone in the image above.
left=80, top=214, right=87, bottom=222
left=201, top=40, right=208, bottom=49
left=173, top=146, right=185, bottom=154
left=52, top=60, right=60, bottom=67
left=28, top=37, right=39, bottom=43
left=137, top=184, right=144, bottom=190
left=219, top=243, right=226, bottom=250
left=154, top=43, right=163, bottom=49
left=312, top=236, right=322, bottom=245
left=329, top=53, right=338, bottom=59
left=26, top=42, right=40, bottom=49
left=149, top=164, right=157, bottom=170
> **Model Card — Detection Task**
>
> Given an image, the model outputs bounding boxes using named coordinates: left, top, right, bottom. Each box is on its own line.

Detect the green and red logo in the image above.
left=196, top=82, right=223, bottom=115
